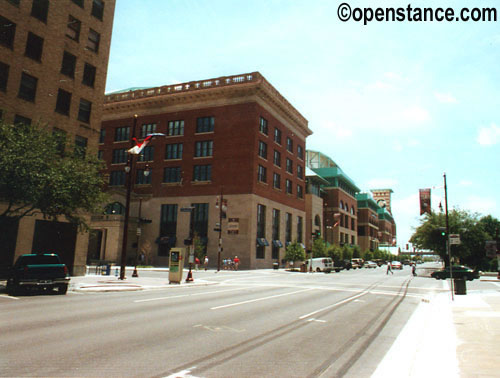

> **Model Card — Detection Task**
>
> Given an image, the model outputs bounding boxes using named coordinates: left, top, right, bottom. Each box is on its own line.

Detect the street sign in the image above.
left=449, top=234, right=461, bottom=245
left=485, top=240, right=497, bottom=258
left=180, top=207, right=194, bottom=212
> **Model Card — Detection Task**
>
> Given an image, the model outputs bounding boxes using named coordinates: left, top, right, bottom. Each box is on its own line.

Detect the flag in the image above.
left=127, top=133, right=165, bottom=155
left=419, top=188, right=431, bottom=215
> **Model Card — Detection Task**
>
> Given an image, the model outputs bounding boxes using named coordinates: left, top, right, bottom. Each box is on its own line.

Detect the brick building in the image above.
left=95, top=72, right=312, bottom=269
left=0, top=0, right=116, bottom=275
left=356, top=193, right=380, bottom=252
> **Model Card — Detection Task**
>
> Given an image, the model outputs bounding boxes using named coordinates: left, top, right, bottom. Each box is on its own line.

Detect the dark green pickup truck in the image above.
left=6, top=254, right=70, bottom=295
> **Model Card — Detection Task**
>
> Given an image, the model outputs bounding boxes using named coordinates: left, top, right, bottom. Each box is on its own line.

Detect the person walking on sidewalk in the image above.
left=204, top=255, right=209, bottom=271
left=387, top=262, right=393, bottom=275
left=233, top=256, right=240, bottom=270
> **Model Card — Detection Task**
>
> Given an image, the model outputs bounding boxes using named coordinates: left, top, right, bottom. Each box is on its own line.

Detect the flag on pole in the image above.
left=419, top=188, right=431, bottom=215
left=128, top=133, right=165, bottom=155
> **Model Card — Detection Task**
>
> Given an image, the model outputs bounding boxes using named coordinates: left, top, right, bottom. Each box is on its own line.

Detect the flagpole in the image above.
left=444, top=172, right=454, bottom=300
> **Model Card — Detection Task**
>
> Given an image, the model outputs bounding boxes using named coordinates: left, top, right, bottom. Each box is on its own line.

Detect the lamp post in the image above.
left=132, top=166, right=150, bottom=278
left=119, top=114, right=138, bottom=280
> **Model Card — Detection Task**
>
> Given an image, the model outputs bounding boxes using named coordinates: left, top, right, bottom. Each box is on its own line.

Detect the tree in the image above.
left=341, top=245, right=353, bottom=261
left=410, top=209, right=497, bottom=270
left=327, top=244, right=342, bottom=263
left=285, top=241, right=306, bottom=263
left=311, top=238, right=327, bottom=257
left=0, top=121, right=107, bottom=230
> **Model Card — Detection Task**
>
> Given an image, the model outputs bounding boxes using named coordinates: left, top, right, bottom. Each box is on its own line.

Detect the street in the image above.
left=0, top=265, right=492, bottom=377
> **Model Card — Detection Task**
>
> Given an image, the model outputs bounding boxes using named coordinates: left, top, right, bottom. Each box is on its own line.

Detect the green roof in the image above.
left=356, top=193, right=380, bottom=212
left=311, top=167, right=361, bottom=193
left=377, top=207, right=394, bottom=222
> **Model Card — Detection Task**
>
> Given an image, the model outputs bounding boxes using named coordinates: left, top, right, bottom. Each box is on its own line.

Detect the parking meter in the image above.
left=168, top=248, right=185, bottom=284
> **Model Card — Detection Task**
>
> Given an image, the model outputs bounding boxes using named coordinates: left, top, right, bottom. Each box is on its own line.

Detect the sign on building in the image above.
left=227, top=218, right=239, bottom=234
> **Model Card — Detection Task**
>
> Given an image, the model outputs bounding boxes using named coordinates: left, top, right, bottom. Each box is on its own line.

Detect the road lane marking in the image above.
left=307, top=318, right=326, bottom=323
left=163, top=366, right=198, bottom=378
left=210, top=288, right=313, bottom=310
left=0, top=294, right=19, bottom=300
left=134, top=294, right=189, bottom=303
left=299, top=292, right=367, bottom=319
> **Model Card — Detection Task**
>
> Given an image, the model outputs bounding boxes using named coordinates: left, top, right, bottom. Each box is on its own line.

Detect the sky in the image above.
left=105, top=0, right=500, bottom=249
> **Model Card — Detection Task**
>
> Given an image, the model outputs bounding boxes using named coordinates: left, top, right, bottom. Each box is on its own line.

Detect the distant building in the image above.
left=0, top=0, right=116, bottom=275
left=370, top=189, right=393, bottom=214
left=95, top=72, right=312, bottom=269
left=356, top=193, right=380, bottom=252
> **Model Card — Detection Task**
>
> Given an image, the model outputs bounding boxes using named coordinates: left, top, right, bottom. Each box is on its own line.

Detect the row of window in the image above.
left=0, top=14, right=100, bottom=54
left=258, top=142, right=304, bottom=178
left=257, top=165, right=304, bottom=199
left=109, top=165, right=213, bottom=186
left=259, top=116, right=304, bottom=159
left=5, top=0, right=105, bottom=22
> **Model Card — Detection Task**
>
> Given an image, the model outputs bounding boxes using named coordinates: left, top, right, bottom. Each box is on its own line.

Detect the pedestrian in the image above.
left=386, top=262, right=393, bottom=275
left=195, top=257, right=200, bottom=270
left=233, top=256, right=240, bottom=270
left=204, top=255, right=209, bottom=271
left=412, top=263, right=417, bottom=276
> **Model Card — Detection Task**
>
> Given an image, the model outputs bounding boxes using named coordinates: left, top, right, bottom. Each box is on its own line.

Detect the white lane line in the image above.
left=299, top=292, right=367, bottom=319
left=211, top=288, right=314, bottom=310
left=189, top=288, right=243, bottom=296
left=134, top=294, right=189, bottom=303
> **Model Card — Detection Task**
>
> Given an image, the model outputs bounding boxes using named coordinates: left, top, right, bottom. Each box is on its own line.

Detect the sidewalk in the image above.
left=374, top=277, right=500, bottom=377
left=70, top=267, right=218, bottom=292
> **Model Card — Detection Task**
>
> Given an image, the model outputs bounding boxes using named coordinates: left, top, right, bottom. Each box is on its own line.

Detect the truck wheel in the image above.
left=57, top=284, right=68, bottom=295
left=316, top=267, right=321, bottom=272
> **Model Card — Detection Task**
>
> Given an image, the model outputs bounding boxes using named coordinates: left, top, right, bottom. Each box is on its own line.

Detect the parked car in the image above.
left=390, top=261, right=403, bottom=270
left=431, top=265, right=479, bottom=281
left=333, top=259, right=352, bottom=272
left=364, top=261, right=378, bottom=268
left=351, top=258, right=363, bottom=269
left=305, top=257, right=333, bottom=273
left=6, top=253, right=70, bottom=295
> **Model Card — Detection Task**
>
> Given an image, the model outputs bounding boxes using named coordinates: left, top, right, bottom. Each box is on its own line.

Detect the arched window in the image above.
left=351, top=206, right=355, bottom=215
left=105, top=202, right=125, bottom=215
left=314, top=215, right=321, bottom=227
left=340, top=200, right=344, bottom=211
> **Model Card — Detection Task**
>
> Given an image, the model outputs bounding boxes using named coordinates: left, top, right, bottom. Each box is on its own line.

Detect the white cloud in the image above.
left=434, top=92, right=457, bottom=104
left=477, top=123, right=500, bottom=146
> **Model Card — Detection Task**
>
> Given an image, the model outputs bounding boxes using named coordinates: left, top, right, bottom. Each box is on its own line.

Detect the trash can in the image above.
left=273, top=262, right=279, bottom=270
left=454, top=278, right=466, bottom=295
left=105, top=264, right=112, bottom=276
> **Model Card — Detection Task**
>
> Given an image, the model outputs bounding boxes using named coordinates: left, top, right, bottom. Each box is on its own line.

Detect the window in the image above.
left=257, top=165, right=267, bottom=183
left=74, top=135, right=87, bottom=157
left=105, top=202, right=125, bottom=215
left=7, top=0, right=20, bottom=6
left=297, top=185, right=303, bottom=199
left=99, top=129, right=105, bottom=144
left=195, top=140, right=213, bottom=157
left=351, top=218, right=355, bottom=230
left=138, top=146, right=154, bottom=162
left=140, top=123, right=156, bottom=138
left=286, top=137, right=293, bottom=152
left=273, top=150, right=281, bottom=167
left=109, top=171, right=125, bottom=186
left=164, top=143, right=182, bottom=160
left=297, top=165, right=303, bottom=179
left=0, top=61, right=9, bottom=92
left=196, top=116, right=214, bottom=133
left=258, top=141, right=267, bottom=159
left=272, top=209, right=280, bottom=259
left=159, top=204, right=178, bottom=256
left=256, top=204, right=266, bottom=259
left=61, top=51, right=77, bottom=78
left=55, top=89, right=71, bottom=115
left=285, top=213, right=292, bottom=244
left=97, top=150, right=104, bottom=160
left=274, top=128, right=282, bottom=144
left=31, top=0, right=49, bottom=23
left=191, top=203, right=209, bottom=239
left=77, top=98, right=92, bottom=123
left=286, top=179, right=292, bottom=194
left=86, top=28, right=100, bottom=52
left=163, top=167, right=181, bottom=183
left=136, top=169, right=152, bottom=185
left=259, top=117, right=268, bottom=135
left=18, top=73, right=38, bottom=102
left=0, top=16, right=16, bottom=49
left=286, top=158, right=293, bottom=174
left=115, top=127, right=130, bottom=142
left=14, top=114, right=32, bottom=126
left=66, top=16, right=81, bottom=41
left=71, top=0, right=84, bottom=8
left=193, top=165, right=212, bottom=181
left=297, top=216, right=303, bottom=243
left=297, top=145, right=304, bottom=160
left=25, top=32, right=44, bottom=62
left=112, top=149, right=127, bottom=164
left=273, top=173, right=281, bottom=189
left=82, top=63, right=96, bottom=87
left=168, top=120, right=184, bottom=136
left=91, top=0, right=104, bottom=20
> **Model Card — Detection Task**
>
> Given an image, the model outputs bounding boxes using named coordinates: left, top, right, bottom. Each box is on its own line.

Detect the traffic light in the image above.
left=438, top=227, right=447, bottom=237
left=312, top=230, right=321, bottom=239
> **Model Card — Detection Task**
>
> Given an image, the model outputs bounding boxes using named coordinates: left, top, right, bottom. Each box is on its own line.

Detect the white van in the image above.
left=306, top=257, right=333, bottom=272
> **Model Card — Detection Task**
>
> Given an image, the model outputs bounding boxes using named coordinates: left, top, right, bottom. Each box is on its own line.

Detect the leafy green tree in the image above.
left=363, top=250, right=373, bottom=261
left=341, top=244, right=353, bottom=260
left=0, top=121, right=107, bottom=230
left=311, top=238, right=327, bottom=257
left=285, top=241, right=306, bottom=263
left=352, top=245, right=361, bottom=258
left=327, top=244, right=342, bottom=262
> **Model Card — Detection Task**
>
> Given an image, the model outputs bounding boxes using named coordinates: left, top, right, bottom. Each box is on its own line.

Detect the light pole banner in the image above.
left=419, top=188, right=431, bottom=215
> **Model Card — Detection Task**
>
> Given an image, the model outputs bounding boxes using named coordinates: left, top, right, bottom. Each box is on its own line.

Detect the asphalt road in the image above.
left=0, top=265, right=460, bottom=377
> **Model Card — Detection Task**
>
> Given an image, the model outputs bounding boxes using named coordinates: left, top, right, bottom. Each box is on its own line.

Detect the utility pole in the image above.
left=444, top=172, right=454, bottom=300
left=217, top=187, right=223, bottom=272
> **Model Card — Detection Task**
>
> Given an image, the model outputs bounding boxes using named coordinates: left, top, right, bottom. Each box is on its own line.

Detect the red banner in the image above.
left=419, top=188, right=431, bottom=215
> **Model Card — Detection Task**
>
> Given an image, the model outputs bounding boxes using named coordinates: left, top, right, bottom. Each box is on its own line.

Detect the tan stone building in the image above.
left=0, top=0, right=116, bottom=275
left=95, top=72, right=312, bottom=269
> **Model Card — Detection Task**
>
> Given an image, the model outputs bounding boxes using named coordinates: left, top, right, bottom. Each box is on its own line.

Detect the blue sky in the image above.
left=105, top=0, right=500, bottom=248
